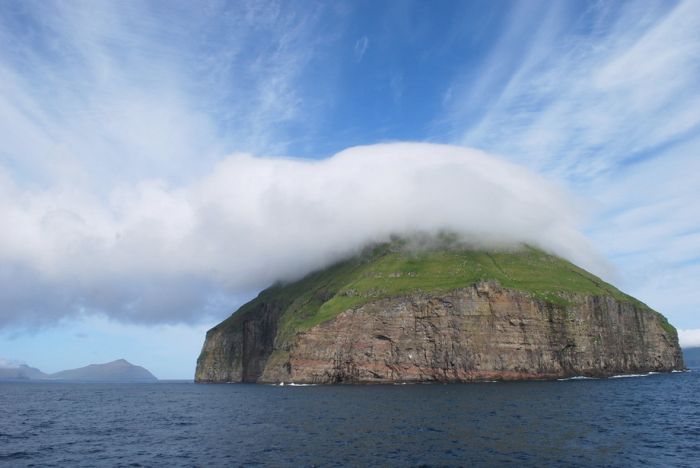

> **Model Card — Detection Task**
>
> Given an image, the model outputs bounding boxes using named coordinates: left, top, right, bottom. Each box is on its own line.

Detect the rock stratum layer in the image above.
left=195, top=244, right=683, bottom=383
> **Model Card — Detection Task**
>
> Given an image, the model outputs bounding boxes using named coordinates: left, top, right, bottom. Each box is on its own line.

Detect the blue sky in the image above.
left=1, top=0, right=699, bottom=378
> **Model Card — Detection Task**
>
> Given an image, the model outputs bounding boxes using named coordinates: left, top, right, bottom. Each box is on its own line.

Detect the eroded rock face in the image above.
left=195, top=282, right=683, bottom=383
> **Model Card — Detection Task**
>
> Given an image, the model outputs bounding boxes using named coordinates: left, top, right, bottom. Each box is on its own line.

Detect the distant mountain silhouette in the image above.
left=49, top=359, right=157, bottom=382
left=0, top=359, right=157, bottom=382
left=0, top=364, right=48, bottom=381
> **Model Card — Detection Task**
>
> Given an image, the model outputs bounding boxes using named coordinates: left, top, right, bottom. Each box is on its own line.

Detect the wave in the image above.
left=275, top=382, right=317, bottom=386
left=557, top=376, right=598, bottom=381
left=609, top=373, right=652, bottom=379
left=559, top=371, right=675, bottom=381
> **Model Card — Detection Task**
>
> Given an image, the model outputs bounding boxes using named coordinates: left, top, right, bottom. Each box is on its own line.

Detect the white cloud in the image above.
left=0, top=0, right=330, bottom=191
left=443, top=1, right=700, bottom=181
left=435, top=0, right=700, bottom=330
left=354, top=35, right=369, bottom=61
left=579, top=135, right=700, bottom=326
left=0, top=142, right=602, bottom=327
left=1, top=1, right=694, bottom=336
left=0, top=357, right=23, bottom=369
left=679, top=329, right=700, bottom=349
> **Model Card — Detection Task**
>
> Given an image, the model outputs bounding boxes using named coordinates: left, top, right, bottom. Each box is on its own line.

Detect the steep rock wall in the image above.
left=195, top=300, right=282, bottom=383
left=195, top=282, right=683, bottom=383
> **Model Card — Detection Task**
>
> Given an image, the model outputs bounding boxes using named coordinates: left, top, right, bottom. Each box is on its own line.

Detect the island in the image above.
left=0, top=359, right=157, bottom=382
left=195, top=241, right=684, bottom=384
left=195, top=240, right=684, bottom=384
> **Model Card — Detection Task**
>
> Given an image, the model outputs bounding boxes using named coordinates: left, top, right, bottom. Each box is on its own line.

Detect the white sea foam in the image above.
left=609, top=373, right=651, bottom=379
left=557, top=376, right=598, bottom=381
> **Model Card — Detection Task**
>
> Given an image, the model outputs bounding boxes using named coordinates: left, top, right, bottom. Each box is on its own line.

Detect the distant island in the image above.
left=196, top=240, right=684, bottom=384
left=0, top=359, right=157, bottom=382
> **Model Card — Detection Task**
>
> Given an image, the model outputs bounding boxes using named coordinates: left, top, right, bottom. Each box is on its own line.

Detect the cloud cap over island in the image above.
left=0, top=142, right=601, bottom=328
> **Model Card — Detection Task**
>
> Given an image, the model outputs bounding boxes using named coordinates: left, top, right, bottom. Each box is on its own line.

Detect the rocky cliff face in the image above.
left=196, top=281, right=683, bottom=384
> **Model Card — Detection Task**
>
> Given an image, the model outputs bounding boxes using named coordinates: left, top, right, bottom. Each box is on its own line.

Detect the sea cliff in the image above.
left=195, top=243, right=683, bottom=383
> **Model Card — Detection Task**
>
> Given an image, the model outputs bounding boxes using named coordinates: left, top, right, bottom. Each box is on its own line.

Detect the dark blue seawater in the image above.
left=1, top=372, right=699, bottom=467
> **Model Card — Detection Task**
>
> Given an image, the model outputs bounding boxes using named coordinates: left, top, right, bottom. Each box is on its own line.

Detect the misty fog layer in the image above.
left=0, top=143, right=602, bottom=327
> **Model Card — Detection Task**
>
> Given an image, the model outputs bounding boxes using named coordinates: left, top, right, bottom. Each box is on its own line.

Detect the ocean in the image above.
left=1, top=371, right=698, bottom=467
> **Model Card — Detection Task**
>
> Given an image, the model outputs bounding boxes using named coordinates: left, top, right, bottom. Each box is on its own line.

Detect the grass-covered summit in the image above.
left=214, top=237, right=662, bottom=344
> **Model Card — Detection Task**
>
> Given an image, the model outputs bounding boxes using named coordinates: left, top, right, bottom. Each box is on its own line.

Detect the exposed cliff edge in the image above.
left=195, top=242, right=683, bottom=384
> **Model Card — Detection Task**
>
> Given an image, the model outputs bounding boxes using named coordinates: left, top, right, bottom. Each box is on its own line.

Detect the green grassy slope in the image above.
left=214, top=240, right=656, bottom=344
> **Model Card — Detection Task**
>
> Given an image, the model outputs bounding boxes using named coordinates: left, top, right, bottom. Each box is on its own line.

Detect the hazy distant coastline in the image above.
left=0, top=359, right=157, bottom=382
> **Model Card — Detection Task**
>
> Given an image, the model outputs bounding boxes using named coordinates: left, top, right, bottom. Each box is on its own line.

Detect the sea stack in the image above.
left=195, top=241, right=683, bottom=384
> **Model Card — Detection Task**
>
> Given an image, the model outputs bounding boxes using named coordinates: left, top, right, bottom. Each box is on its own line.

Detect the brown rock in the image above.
left=195, top=281, right=683, bottom=384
